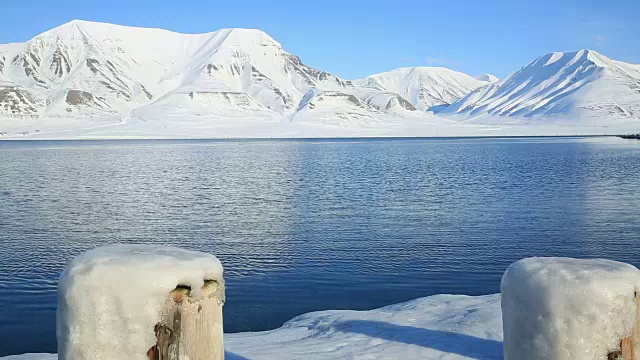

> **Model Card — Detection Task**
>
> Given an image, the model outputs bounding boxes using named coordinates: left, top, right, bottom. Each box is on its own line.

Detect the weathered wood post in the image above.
left=57, top=244, right=225, bottom=360
left=148, top=281, right=225, bottom=360
left=501, top=257, right=640, bottom=360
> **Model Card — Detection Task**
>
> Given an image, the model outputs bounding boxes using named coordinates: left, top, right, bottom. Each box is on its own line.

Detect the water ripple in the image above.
left=0, top=137, right=639, bottom=356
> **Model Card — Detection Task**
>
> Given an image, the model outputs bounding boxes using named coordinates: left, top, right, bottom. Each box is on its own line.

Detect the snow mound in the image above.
left=6, top=294, right=502, bottom=360
left=13, top=257, right=640, bottom=359
left=57, top=244, right=223, bottom=360
left=501, top=257, right=640, bottom=360
left=226, top=294, right=502, bottom=359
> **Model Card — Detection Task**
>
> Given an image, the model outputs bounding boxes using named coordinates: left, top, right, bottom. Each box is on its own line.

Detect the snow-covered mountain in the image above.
left=0, top=20, right=495, bottom=135
left=443, top=50, right=640, bottom=123
left=0, top=21, right=350, bottom=126
left=474, top=74, right=499, bottom=83
left=0, top=21, right=638, bottom=138
left=356, top=67, right=490, bottom=111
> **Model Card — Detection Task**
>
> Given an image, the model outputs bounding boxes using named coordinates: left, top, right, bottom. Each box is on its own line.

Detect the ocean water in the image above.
left=0, top=137, right=639, bottom=356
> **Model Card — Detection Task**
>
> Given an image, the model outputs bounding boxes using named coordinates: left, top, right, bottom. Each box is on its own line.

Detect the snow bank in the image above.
left=501, top=257, right=640, bottom=360
left=5, top=294, right=503, bottom=360
left=15, top=257, right=640, bottom=359
left=226, top=294, right=503, bottom=359
left=57, top=244, right=223, bottom=360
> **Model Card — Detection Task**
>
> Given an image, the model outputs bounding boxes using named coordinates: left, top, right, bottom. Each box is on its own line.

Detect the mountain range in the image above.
left=0, top=20, right=638, bottom=138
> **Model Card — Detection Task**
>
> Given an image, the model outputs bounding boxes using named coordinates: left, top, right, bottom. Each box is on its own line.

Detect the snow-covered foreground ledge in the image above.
left=4, top=293, right=503, bottom=360
left=10, top=251, right=640, bottom=360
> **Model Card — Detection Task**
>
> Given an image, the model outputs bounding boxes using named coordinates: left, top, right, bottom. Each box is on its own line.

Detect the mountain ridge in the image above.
left=0, top=20, right=493, bottom=133
left=0, top=21, right=639, bottom=137
left=356, top=66, right=489, bottom=111
left=443, top=49, right=640, bottom=122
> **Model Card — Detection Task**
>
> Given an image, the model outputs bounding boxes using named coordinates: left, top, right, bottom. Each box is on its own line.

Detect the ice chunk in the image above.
left=57, top=244, right=223, bottom=360
left=501, top=257, right=640, bottom=360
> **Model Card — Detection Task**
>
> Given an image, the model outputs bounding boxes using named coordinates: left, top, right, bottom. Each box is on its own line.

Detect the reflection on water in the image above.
left=0, top=137, right=639, bottom=356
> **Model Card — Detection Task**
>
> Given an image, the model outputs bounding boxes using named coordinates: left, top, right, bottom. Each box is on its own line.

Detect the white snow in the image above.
left=543, top=52, right=565, bottom=66
left=0, top=20, right=379, bottom=132
left=474, top=74, right=500, bottom=83
left=57, top=244, right=223, bottom=360
left=2, top=21, right=637, bottom=139
left=5, top=294, right=503, bottom=360
left=225, top=294, right=502, bottom=359
left=442, top=50, right=640, bottom=126
left=12, top=257, right=640, bottom=359
left=357, top=67, right=490, bottom=111
left=501, top=257, right=640, bottom=360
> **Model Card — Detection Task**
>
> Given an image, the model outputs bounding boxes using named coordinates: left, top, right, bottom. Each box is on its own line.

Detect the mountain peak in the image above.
left=527, top=49, right=614, bottom=71
left=41, top=20, right=275, bottom=41
left=2, top=20, right=638, bottom=136
left=49, top=19, right=127, bottom=32
left=31, top=21, right=283, bottom=57
left=63, top=19, right=94, bottom=26
left=443, top=49, right=640, bottom=120
left=358, top=66, right=489, bottom=110
left=474, top=74, right=499, bottom=82
left=216, top=28, right=282, bottom=48
left=368, top=66, right=463, bottom=78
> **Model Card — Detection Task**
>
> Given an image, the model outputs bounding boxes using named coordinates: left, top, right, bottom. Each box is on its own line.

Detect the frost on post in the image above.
left=57, top=244, right=225, bottom=360
left=501, top=257, right=640, bottom=360
left=148, top=280, right=225, bottom=360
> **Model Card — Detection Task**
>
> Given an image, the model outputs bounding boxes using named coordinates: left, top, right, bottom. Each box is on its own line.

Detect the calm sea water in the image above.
left=1, top=137, right=639, bottom=356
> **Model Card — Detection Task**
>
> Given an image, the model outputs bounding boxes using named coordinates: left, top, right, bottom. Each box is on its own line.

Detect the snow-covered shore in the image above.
left=3, top=293, right=503, bottom=360
left=1, top=117, right=637, bottom=140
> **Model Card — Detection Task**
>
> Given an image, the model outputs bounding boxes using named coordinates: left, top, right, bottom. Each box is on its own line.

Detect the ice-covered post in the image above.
left=57, top=244, right=225, bottom=360
left=501, top=257, right=640, bottom=360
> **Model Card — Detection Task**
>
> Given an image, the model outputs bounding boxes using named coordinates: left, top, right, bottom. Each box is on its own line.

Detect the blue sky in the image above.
left=1, top=0, right=638, bottom=79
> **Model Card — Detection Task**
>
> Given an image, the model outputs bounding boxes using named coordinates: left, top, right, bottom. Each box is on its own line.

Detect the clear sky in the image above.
left=1, top=0, right=638, bottom=79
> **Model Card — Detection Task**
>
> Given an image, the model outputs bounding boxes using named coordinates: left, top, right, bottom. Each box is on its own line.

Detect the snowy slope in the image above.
left=443, top=50, right=640, bottom=124
left=290, top=87, right=423, bottom=127
left=356, top=67, right=490, bottom=111
left=0, top=20, right=419, bottom=133
left=1, top=21, right=638, bottom=137
left=132, top=27, right=357, bottom=122
left=475, top=74, right=499, bottom=83
left=2, top=294, right=503, bottom=360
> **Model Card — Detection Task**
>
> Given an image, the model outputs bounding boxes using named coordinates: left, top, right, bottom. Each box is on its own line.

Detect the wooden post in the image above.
left=608, top=293, right=639, bottom=360
left=57, top=245, right=224, bottom=360
left=148, top=280, right=225, bottom=360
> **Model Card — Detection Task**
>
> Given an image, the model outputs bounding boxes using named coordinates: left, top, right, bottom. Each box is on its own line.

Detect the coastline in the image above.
left=1, top=293, right=503, bottom=360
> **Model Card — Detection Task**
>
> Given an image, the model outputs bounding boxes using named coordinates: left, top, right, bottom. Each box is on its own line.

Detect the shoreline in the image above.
left=1, top=293, right=503, bottom=360
left=0, top=134, right=617, bottom=142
